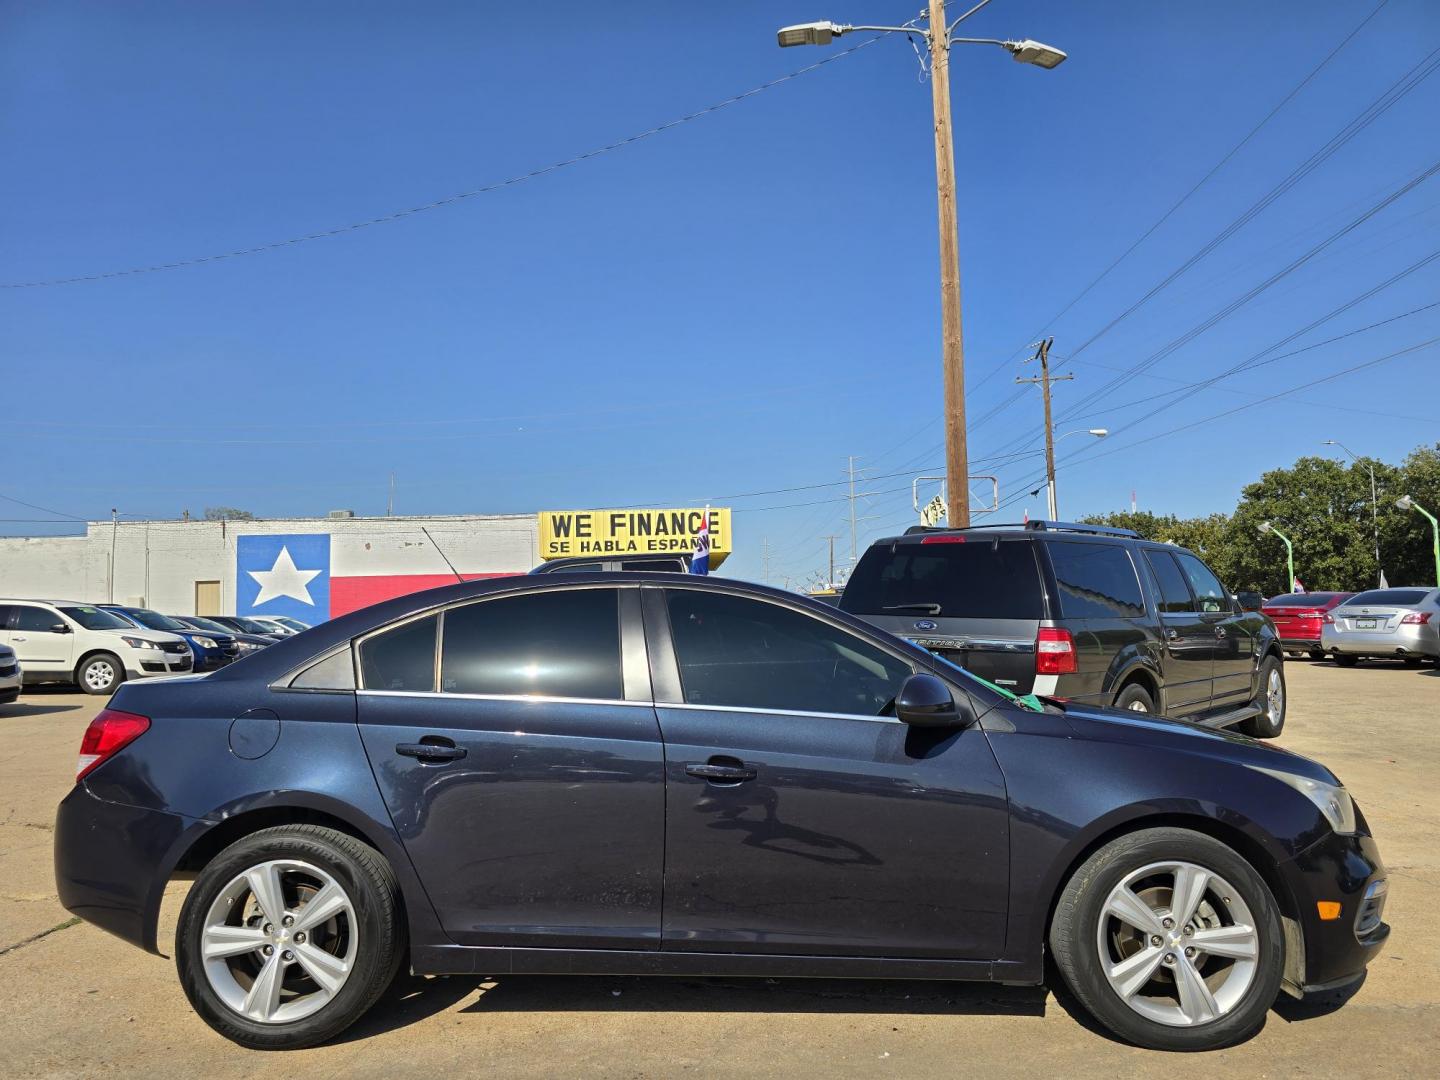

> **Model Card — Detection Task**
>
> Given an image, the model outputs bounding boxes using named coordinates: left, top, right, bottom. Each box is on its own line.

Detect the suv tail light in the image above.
left=920, top=534, right=965, bottom=544
left=77, top=708, right=150, bottom=782
left=1401, top=611, right=1432, bottom=624
left=1036, top=627, right=1077, bottom=675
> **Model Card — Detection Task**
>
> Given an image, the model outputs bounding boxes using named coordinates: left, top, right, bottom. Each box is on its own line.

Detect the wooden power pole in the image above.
left=928, top=0, right=970, bottom=527
left=1016, top=337, right=1072, bottom=521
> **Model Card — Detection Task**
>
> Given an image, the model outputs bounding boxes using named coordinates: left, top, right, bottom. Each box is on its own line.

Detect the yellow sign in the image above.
left=539, top=508, right=731, bottom=565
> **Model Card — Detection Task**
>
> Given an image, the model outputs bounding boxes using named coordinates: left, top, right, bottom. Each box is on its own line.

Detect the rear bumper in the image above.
left=1279, top=827, right=1389, bottom=993
left=54, top=783, right=207, bottom=954
left=1321, top=625, right=1437, bottom=658
left=1277, top=637, right=1322, bottom=651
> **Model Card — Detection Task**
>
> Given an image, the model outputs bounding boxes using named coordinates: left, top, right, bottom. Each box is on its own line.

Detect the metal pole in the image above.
left=928, top=0, right=970, bottom=528
left=1367, top=463, right=1381, bottom=586
left=1406, top=500, right=1440, bottom=586
left=1267, top=526, right=1296, bottom=594
left=109, top=509, right=118, bottom=603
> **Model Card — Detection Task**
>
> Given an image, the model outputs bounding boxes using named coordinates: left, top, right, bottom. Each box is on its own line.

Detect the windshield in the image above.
left=59, top=605, right=132, bottom=631
left=234, top=617, right=275, bottom=633
left=127, top=609, right=189, bottom=632
left=1346, top=589, right=1430, bottom=606
left=842, top=539, right=1044, bottom=619
left=184, top=616, right=232, bottom=634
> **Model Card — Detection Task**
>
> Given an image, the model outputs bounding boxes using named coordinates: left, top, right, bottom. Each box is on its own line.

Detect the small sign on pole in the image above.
left=920, top=493, right=948, bottom=527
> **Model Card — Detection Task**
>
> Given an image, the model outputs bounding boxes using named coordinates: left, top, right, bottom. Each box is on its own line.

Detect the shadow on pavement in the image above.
left=1, top=700, right=83, bottom=717
left=337, top=972, right=1049, bottom=1043
left=1272, top=972, right=1367, bottom=1022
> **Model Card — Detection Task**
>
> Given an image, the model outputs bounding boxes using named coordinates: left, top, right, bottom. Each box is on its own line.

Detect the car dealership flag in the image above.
left=689, top=507, right=711, bottom=576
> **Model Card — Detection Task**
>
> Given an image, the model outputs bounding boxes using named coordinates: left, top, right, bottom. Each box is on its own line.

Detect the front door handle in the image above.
left=396, top=739, right=466, bottom=763
left=686, top=759, right=757, bottom=784
left=1164, top=627, right=1180, bottom=641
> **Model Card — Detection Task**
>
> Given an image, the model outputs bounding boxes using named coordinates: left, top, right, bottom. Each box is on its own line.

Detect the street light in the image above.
left=1323, top=440, right=1382, bottom=587
left=1046, top=428, right=1107, bottom=519
left=777, top=1, right=1065, bottom=528
left=1258, top=521, right=1297, bottom=595
left=1395, top=494, right=1440, bottom=586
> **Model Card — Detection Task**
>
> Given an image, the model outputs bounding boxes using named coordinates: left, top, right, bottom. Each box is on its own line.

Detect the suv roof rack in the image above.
left=901, top=520, right=1140, bottom=539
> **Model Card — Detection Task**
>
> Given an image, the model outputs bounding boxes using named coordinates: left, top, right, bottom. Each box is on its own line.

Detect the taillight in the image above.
left=1036, top=627, right=1077, bottom=675
left=77, top=708, right=150, bottom=782
left=1323, top=612, right=1335, bottom=624
left=1401, top=612, right=1432, bottom=625
left=920, top=534, right=965, bottom=544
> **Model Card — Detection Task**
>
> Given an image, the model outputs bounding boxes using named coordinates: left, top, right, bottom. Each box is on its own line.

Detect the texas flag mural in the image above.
left=237, top=533, right=510, bottom=622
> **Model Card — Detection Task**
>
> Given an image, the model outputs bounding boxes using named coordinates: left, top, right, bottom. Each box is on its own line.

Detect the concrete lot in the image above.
left=2, top=661, right=1436, bottom=1078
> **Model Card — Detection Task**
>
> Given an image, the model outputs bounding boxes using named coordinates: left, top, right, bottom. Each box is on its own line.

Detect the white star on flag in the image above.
left=247, top=545, right=322, bottom=607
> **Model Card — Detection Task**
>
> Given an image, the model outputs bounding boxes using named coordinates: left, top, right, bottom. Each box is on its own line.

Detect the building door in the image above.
left=195, top=581, right=221, bottom=615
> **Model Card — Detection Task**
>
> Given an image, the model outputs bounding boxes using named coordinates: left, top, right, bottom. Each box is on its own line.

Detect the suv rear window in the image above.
left=1047, top=541, right=1145, bottom=619
left=841, top=539, right=1044, bottom=619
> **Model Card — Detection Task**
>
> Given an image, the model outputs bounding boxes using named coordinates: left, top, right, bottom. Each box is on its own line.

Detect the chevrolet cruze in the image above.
left=54, top=574, right=1388, bottom=1051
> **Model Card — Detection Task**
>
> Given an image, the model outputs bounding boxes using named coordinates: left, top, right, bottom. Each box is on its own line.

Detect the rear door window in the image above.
left=359, top=614, right=438, bottom=692
left=1144, top=551, right=1196, bottom=614
left=841, top=540, right=1044, bottom=619
left=1046, top=542, right=1145, bottom=619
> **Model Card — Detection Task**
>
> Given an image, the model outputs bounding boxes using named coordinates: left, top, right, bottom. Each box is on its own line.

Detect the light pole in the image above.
left=778, top=1, right=1065, bottom=528
left=1395, top=495, right=1440, bottom=586
left=1047, top=428, right=1107, bottom=520
left=109, top=508, right=119, bottom=603
left=1258, top=521, right=1296, bottom=594
left=1323, top=440, right=1382, bottom=586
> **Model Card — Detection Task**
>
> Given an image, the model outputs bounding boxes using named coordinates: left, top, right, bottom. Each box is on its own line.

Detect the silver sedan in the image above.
left=1321, top=587, right=1440, bottom=665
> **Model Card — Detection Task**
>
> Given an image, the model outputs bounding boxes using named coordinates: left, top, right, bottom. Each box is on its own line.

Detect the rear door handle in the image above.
left=396, top=739, right=467, bottom=763
left=686, top=760, right=757, bottom=784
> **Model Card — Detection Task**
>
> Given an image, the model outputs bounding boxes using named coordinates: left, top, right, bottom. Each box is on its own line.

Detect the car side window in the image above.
left=665, top=589, right=913, bottom=717
left=1144, top=551, right=1196, bottom=614
left=0, top=604, right=14, bottom=630
left=13, top=606, right=60, bottom=633
left=358, top=614, right=438, bottom=692
left=1046, top=541, right=1146, bottom=619
left=290, top=650, right=357, bottom=691
left=440, top=588, right=623, bottom=700
left=1174, top=552, right=1229, bottom=614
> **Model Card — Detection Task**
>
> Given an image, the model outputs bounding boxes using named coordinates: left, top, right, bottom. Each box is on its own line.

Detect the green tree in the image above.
left=204, top=506, right=255, bottom=521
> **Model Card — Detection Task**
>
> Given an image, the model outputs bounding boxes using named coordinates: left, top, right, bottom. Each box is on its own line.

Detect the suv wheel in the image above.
left=78, top=653, right=124, bottom=695
left=176, top=825, right=403, bottom=1050
left=1239, top=656, right=1285, bottom=739
left=1050, top=827, right=1283, bottom=1051
left=1113, top=683, right=1156, bottom=714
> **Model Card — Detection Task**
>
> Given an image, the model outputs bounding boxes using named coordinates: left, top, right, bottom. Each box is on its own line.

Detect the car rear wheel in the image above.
left=1113, top=683, right=1156, bottom=714
left=1050, top=827, right=1284, bottom=1051
left=176, top=825, right=403, bottom=1050
left=1333, top=655, right=1359, bottom=668
left=1239, top=656, right=1284, bottom=739
left=78, top=653, right=124, bottom=696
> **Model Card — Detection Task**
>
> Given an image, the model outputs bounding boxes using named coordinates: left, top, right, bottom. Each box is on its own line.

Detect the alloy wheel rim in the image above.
left=85, top=661, right=114, bottom=690
left=201, top=859, right=358, bottom=1024
left=1127, top=700, right=1149, bottom=713
left=1096, top=860, right=1259, bottom=1027
left=1266, top=669, right=1284, bottom=723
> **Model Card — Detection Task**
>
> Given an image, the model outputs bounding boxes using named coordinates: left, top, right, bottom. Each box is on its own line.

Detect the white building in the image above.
left=0, top=513, right=540, bottom=622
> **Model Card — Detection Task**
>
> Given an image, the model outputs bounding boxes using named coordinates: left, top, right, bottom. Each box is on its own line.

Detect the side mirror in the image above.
left=49, top=623, right=72, bottom=634
left=895, top=673, right=972, bottom=728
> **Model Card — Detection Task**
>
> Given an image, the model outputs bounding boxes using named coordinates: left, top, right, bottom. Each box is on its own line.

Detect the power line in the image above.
left=1, top=38, right=880, bottom=290
left=0, top=491, right=87, bottom=521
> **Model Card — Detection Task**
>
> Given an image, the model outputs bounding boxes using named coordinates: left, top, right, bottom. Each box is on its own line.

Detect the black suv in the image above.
left=841, top=521, right=1286, bottom=737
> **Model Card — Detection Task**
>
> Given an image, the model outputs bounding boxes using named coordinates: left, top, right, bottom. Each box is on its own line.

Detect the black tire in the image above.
left=1113, top=682, right=1156, bottom=714
left=1402, top=657, right=1423, bottom=668
left=1239, top=655, right=1285, bottom=739
left=1050, top=827, right=1284, bottom=1052
left=1307, top=651, right=1325, bottom=662
left=1333, top=654, right=1359, bottom=668
left=176, top=825, right=404, bottom=1050
left=77, top=652, right=125, bottom=696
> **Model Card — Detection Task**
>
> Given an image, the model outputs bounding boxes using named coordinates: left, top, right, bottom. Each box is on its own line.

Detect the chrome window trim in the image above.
left=656, top=701, right=904, bottom=725
left=356, top=688, right=654, bottom=709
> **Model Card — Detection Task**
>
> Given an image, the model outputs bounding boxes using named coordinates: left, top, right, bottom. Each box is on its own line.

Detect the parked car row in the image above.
left=1261, top=588, right=1440, bottom=665
left=0, top=599, right=309, bottom=696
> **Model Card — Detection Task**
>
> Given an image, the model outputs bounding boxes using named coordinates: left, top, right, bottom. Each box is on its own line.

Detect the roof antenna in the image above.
left=421, top=527, right=464, bottom=583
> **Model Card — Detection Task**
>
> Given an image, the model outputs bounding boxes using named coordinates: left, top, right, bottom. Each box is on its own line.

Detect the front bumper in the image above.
left=1279, top=825, right=1389, bottom=994
left=127, top=651, right=194, bottom=677
left=54, top=783, right=206, bottom=954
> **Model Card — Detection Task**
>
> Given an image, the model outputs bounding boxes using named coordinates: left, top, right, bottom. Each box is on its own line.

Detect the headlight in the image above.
left=121, top=636, right=157, bottom=650
left=192, top=637, right=217, bottom=649
left=235, top=641, right=264, bottom=652
left=1252, top=766, right=1357, bottom=835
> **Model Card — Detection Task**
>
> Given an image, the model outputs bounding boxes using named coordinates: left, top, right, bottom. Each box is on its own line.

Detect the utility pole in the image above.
left=1016, top=337, right=1072, bottom=521
left=929, top=0, right=970, bottom=529
left=823, top=534, right=838, bottom=586
left=387, top=472, right=395, bottom=517
left=762, top=537, right=772, bottom=585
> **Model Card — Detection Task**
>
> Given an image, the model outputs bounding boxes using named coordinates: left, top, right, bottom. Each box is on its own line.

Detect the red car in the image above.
left=1262, top=592, right=1355, bottom=658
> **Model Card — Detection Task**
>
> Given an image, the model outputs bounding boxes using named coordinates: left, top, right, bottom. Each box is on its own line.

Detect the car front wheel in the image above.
left=78, top=653, right=124, bottom=695
left=1050, top=827, right=1284, bottom=1051
left=176, top=825, right=403, bottom=1050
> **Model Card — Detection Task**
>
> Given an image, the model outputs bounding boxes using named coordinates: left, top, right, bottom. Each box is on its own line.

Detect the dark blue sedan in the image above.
left=55, top=574, right=1388, bottom=1051
left=99, top=606, right=239, bottom=672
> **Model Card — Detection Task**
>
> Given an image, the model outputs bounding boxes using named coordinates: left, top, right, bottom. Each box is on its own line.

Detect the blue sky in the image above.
left=4, top=0, right=1438, bottom=585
